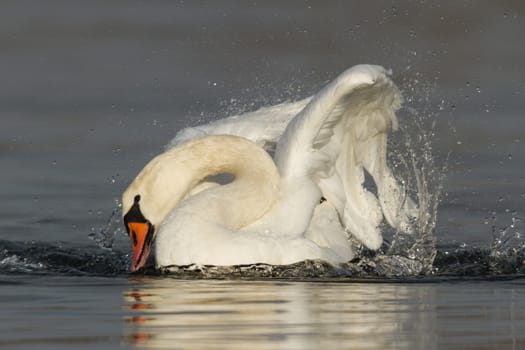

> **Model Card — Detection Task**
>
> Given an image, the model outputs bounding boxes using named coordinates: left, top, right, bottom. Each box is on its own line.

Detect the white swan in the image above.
left=122, top=64, right=417, bottom=272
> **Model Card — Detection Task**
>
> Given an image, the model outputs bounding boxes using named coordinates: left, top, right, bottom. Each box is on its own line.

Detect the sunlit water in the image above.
left=1, top=275, right=524, bottom=350
left=2, top=1, right=525, bottom=349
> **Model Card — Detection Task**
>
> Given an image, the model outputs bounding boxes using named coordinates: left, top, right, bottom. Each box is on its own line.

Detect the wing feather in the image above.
left=275, top=65, right=415, bottom=249
left=318, top=68, right=416, bottom=248
left=167, top=98, right=311, bottom=153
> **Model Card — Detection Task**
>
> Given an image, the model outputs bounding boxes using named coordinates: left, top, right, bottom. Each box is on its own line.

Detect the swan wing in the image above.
left=166, top=98, right=311, bottom=153
left=275, top=64, right=416, bottom=250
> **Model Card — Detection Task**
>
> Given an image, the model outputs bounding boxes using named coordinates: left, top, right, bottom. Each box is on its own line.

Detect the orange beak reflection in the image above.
left=128, top=222, right=154, bottom=272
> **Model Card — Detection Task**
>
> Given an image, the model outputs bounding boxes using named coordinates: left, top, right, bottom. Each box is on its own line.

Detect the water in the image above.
left=2, top=275, right=524, bottom=349
left=2, top=1, right=525, bottom=349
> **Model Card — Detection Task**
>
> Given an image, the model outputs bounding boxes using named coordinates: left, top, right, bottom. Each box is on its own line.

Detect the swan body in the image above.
left=122, top=64, right=417, bottom=271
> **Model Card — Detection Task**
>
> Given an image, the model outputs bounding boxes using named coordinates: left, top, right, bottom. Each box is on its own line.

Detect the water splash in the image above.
left=0, top=240, right=129, bottom=275
left=489, top=214, right=525, bottom=274
left=88, top=199, right=125, bottom=251
left=154, top=257, right=424, bottom=279
left=0, top=254, right=46, bottom=273
left=385, top=94, right=446, bottom=274
left=2, top=238, right=523, bottom=279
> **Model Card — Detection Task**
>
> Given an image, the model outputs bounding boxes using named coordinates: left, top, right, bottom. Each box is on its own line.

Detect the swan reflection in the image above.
left=122, top=278, right=435, bottom=349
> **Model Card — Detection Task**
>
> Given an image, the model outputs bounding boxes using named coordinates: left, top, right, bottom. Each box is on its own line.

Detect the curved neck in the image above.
left=123, top=135, right=280, bottom=229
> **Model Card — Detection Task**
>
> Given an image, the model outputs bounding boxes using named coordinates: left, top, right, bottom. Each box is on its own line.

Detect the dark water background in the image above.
left=1, top=1, right=525, bottom=349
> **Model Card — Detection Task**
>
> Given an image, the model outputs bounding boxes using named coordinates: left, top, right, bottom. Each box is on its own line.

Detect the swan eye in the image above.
left=134, top=195, right=141, bottom=203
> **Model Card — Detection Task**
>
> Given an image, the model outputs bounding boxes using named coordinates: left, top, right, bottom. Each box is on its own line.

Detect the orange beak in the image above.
left=128, top=222, right=154, bottom=272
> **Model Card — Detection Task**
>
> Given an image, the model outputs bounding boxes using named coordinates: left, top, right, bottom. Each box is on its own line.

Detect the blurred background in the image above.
left=1, top=0, right=524, bottom=247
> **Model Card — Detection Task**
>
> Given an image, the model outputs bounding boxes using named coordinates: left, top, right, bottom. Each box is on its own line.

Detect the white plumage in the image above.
left=122, top=64, right=417, bottom=270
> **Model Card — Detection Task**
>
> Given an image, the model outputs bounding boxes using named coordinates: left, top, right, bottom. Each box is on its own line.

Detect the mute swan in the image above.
left=123, top=64, right=417, bottom=272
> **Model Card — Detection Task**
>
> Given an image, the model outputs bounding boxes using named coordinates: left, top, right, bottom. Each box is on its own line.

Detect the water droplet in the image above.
left=475, top=86, right=482, bottom=93
left=51, top=160, right=57, bottom=166
left=507, top=154, right=513, bottom=160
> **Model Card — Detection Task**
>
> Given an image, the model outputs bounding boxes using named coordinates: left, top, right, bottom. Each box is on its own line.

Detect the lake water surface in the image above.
left=1, top=1, right=525, bottom=349
left=2, top=275, right=524, bottom=350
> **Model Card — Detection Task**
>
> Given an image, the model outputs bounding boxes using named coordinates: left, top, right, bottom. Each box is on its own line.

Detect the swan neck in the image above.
left=124, top=135, right=279, bottom=228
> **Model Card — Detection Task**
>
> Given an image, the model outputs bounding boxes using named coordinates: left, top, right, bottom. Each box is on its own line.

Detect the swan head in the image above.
left=121, top=142, right=207, bottom=272
left=123, top=194, right=156, bottom=272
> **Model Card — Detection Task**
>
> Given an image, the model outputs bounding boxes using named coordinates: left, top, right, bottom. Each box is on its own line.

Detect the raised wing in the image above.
left=275, top=65, right=417, bottom=249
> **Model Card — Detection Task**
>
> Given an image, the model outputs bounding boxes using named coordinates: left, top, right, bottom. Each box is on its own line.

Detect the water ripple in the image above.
left=1, top=239, right=524, bottom=280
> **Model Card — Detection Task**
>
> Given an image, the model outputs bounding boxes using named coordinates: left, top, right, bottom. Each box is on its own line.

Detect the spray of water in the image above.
left=89, top=199, right=125, bottom=251
left=489, top=213, right=525, bottom=274
left=385, top=106, right=446, bottom=274
left=361, top=72, right=445, bottom=276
